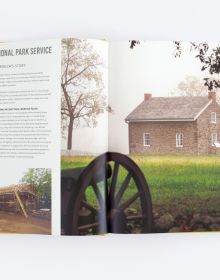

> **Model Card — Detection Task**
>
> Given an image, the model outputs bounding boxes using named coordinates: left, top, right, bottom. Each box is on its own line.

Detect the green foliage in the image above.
left=130, top=41, right=220, bottom=91
left=21, top=168, right=51, bottom=209
left=174, top=41, right=220, bottom=90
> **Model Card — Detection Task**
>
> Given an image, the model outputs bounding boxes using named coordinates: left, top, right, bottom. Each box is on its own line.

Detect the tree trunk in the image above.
left=67, top=117, right=74, bottom=150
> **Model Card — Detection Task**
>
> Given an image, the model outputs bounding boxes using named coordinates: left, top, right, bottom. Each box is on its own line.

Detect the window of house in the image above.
left=143, top=133, right=150, bottom=146
left=211, top=132, right=217, bottom=146
left=211, top=112, right=217, bottom=123
left=176, top=133, right=183, bottom=147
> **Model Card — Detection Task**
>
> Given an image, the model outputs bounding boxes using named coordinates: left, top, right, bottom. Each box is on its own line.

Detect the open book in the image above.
left=0, top=38, right=220, bottom=235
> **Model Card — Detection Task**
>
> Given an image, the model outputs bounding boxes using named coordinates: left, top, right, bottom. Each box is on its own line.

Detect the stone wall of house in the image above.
left=196, top=99, right=220, bottom=155
left=128, top=121, right=198, bottom=154
left=128, top=94, right=220, bottom=155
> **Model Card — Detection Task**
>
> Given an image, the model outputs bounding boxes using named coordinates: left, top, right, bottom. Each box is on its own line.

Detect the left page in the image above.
left=0, top=39, right=61, bottom=234
left=0, top=38, right=109, bottom=236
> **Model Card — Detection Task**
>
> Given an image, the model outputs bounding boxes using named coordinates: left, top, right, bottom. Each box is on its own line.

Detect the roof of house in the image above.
left=125, top=96, right=213, bottom=122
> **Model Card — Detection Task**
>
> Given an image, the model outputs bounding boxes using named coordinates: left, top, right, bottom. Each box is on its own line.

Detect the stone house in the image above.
left=125, top=92, right=220, bottom=155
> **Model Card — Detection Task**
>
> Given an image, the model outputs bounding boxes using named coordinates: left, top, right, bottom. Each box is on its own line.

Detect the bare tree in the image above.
left=61, top=38, right=107, bottom=150
left=170, top=75, right=220, bottom=102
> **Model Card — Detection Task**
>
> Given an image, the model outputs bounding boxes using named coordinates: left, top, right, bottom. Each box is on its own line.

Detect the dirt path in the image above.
left=0, top=211, right=51, bottom=234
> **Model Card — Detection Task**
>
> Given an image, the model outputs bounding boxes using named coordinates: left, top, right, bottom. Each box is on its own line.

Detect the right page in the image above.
left=108, top=40, right=220, bottom=233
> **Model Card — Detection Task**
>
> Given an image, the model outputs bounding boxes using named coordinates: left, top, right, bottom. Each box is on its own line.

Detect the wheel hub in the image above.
left=108, top=208, right=128, bottom=233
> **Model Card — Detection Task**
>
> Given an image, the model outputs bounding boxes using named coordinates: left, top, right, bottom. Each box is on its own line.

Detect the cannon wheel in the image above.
left=67, top=152, right=152, bottom=235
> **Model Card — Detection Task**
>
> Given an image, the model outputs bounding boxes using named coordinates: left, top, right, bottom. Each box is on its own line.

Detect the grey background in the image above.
left=0, top=0, right=220, bottom=279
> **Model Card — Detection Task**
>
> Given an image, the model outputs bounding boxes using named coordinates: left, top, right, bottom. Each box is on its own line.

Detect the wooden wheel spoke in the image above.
left=109, top=162, right=119, bottom=200
left=66, top=152, right=152, bottom=235
left=114, top=173, right=132, bottom=206
left=126, top=214, right=145, bottom=221
left=77, top=222, right=99, bottom=231
left=91, top=181, right=105, bottom=209
left=81, top=200, right=99, bottom=215
left=120, top=192, right=140, bottom=211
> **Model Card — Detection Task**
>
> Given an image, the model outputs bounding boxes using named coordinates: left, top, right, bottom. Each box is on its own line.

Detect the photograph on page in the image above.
left=0, top=168, right=51, bottom=234
left=108, top=40, right=220, bottom=234
left=61, top=39, right=220, bottom=235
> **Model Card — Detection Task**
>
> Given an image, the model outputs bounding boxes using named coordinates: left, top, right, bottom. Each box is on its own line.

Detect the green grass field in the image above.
left=61, top=155, right=220, bottom=216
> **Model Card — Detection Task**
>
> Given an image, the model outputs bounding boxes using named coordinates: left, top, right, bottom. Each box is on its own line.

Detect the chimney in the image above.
left=144, top=93, right=152, bottom=101
left=208, top=91, right=216, bottom=101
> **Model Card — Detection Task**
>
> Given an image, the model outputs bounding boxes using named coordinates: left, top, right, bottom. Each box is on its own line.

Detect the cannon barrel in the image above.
left=61, top=163, right=112, bottom=233
left=61, top=163, right=112, bottom=192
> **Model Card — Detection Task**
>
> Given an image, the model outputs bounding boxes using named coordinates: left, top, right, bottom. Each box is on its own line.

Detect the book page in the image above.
left=0, top=39, right=60, bottom=234
left=0, top=38, right=109, bottom=236
left=108, top=40, right=220, bottom=234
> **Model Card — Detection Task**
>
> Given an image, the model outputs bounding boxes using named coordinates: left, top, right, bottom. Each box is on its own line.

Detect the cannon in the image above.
left=61, top=152, right=152, bottom=235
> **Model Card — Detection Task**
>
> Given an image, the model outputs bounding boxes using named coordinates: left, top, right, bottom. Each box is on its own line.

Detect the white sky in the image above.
left=63, top=40, right=219, bottom=155
left=108, top=41, right=219, bottom=154
left=0, top=165, right=28, bottom=187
